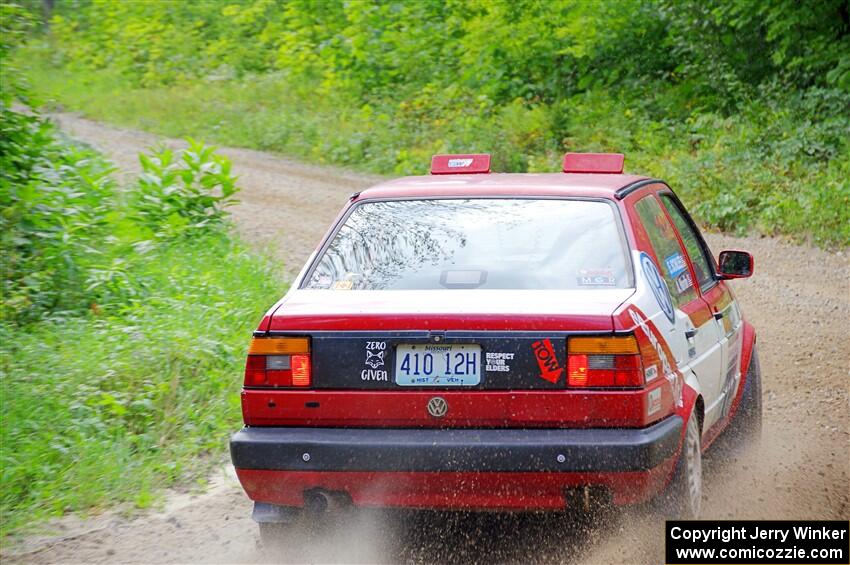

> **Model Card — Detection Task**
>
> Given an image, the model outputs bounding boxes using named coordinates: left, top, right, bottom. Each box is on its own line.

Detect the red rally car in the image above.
left=230, top=152, right=761, bottom=539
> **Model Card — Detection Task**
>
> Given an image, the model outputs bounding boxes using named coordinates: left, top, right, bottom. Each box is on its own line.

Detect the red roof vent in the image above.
left=431, top=154, right=491, bottom=175
left=563, top=152, right=624, bottom=174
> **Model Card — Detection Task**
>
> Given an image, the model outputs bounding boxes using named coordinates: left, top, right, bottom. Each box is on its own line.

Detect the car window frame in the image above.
left=631, top=192, right=703, bottom=308
left=298, top=195, right=636, bottom=291
left=657, top=190, right=719, bottom=295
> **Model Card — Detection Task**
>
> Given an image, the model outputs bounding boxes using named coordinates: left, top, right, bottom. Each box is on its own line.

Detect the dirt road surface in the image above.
left=4, top=114, right=848, bottom=564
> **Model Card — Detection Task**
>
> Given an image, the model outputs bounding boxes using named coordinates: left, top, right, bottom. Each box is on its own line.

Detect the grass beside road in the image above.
left=0, top=233, right=283, bottom=536
left=23, top=59, right=850, bottom=249
left=1, top=52, right=284, bottom=532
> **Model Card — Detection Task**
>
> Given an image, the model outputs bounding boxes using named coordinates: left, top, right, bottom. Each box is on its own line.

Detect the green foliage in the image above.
left=135, top=140, right=238, bottom=238
left=0, top=233, right=282, bottom=535
left=20, top=0, right=847, bottom=246
left=44, top=0, right=850, bottom=101
left=22, top=54, right=850, bottom=247
left=1, top=3, right=115, bottom=322
left=0, top=100, right=283, bottom=532
left=1, top=110, right=246, bottom=322
left=0, top=119, right=116, bottom=322
left=1, top=10, right=283, bottom=531
left=0, top=2, right=34, bottom=99
left=2, top=0, right=245, bottom=323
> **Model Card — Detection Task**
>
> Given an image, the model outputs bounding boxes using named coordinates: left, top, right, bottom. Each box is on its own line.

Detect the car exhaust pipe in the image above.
left=303, top=489, right=349, bottom=515
left=564, top=486, right=611, bottom=512
left=303, top=489, right=330, bottom=514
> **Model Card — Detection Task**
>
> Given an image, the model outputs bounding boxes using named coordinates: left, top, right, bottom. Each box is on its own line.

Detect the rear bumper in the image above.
left=231, top=416, right=682, bottom=510
left=230, top=416, right=682, bottom=473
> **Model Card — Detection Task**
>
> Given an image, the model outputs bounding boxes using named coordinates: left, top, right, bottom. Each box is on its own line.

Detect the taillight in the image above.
left=567, top=335, right=643, bottom=388
left=244, top=337, right=311, bottom=388
left=290, top=354, right=311, bottom=386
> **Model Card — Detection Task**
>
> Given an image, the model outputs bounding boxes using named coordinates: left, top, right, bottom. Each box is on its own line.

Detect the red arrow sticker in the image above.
left=532, top=339, right=563, bottom=384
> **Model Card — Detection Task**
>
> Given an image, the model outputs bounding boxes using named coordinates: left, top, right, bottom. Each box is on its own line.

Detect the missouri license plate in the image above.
left=394, top=344, right=481, bottom=386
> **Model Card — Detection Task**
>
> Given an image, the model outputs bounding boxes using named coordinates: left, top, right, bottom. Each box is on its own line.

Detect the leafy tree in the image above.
left=12, top=0, right=850, bottom=245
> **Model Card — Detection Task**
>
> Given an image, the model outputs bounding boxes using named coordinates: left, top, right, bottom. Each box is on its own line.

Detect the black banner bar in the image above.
left=666, top=520, right=849, bottom=564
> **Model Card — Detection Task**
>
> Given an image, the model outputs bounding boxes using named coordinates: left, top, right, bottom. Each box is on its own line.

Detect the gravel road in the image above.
left=5, top=114, right=848, bottom=564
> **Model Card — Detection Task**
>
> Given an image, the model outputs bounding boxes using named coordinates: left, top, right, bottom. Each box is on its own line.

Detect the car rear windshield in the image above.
left=304, top=198, right=631, bottom=290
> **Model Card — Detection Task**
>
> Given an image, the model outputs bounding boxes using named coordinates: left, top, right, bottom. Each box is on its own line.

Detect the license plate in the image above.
left=394, top=344, right=481, bottom=386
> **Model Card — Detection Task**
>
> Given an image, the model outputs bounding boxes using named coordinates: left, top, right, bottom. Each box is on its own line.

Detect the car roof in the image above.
left=355, top=172, right=652, bottom=201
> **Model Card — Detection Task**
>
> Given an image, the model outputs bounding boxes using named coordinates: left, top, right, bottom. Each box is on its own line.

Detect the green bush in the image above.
left=0, top=232, right=281, bottom=535
left=0, top=119, right=116, bottom=322
left=17, top=0, right=848, bottom=246
left=0, top=107, right=283, bottom=533
left=134, top=140, right=238, bottom=238
left=1, top=90, right=243, bottom=322
left=0, top=126, right=245, bottom=323
left=42, top=0, right=850, bottom=101
left=1, top=9, right=283, bottom=532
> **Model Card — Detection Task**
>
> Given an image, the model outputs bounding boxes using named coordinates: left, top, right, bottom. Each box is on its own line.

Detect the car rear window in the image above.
left=304, top=199, right=631, bottom=290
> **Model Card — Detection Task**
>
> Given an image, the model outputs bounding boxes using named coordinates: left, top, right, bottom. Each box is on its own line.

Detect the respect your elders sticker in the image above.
left=485, top=352, right=514, bottom=372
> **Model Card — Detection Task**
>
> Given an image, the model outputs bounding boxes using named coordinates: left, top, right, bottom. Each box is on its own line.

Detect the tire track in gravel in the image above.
left=4, top=113, right=847, bottom=564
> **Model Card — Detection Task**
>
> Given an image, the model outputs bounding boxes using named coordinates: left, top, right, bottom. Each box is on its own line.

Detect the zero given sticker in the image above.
left=640, top=252, right=675, bottom=323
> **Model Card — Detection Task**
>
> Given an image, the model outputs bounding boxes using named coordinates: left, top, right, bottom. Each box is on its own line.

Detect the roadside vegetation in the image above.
left=18, top=0, right=850, bottom=247
left=1, top=5, right=283, bottom=536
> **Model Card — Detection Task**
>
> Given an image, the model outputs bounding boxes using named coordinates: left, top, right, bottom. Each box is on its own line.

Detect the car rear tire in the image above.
left=663, top=410, right=702, bottom=519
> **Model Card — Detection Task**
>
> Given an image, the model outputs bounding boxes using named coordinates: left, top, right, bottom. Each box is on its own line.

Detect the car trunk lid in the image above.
left=267, top=289, right=633, bottom=332
left=265, top=289, right=633, bottom=391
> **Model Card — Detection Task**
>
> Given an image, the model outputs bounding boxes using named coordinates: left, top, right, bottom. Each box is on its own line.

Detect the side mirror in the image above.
left=717, top=250, right=753, bottom=279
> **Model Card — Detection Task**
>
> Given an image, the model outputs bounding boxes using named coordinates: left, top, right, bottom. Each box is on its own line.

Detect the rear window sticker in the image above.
left=332, top=273, right=361, bottom=290
left=532, top=339, right=563, bottom=384
left=648, top=388, right=662, bottom=415
left=640, top=252, right=675, bottom=323
left=644, top=364, right=658, bottom=382
left=664, top=252, right=687, bottom=278
left=577, top=268, right=616, bottom=286
left=674, top=271, right=693, bottom=294
left=485, top=352, right=514, bottom=372
left=314, top=274, right=333, bottom=289
left=441, top=269, right=487, bottom=289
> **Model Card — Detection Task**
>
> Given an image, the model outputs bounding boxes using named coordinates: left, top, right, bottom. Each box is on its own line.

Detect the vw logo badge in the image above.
left=640, top=252, right=675, bottom=323
left=427, top=397, right=448, bottom=418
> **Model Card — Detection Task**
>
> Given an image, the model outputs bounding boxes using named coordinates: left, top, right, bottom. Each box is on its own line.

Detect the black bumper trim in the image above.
left=230, top=416, right=682, bottom=473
